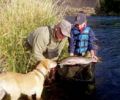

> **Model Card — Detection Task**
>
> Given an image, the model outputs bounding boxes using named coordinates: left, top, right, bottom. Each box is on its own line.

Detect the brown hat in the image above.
left=59, top=19, right=72, bottom=37
left=74, top=13, right=87, bottom=25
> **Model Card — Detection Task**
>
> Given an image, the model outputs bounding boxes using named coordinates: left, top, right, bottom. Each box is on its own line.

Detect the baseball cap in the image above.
left=59, top=19, right=72, bottom=37
left=74, top=13, right=87, bottom=25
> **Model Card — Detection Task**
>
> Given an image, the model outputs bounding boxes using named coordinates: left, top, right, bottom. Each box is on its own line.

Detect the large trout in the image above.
left=58, top=56, right=98, bottom=66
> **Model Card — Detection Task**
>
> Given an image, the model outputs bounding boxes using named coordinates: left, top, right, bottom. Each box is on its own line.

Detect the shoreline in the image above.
left=65, top=7, right=96, bottom=16
left=65, top=7, right=120, bottom=16
left=58, top=0, right=120, bottom=16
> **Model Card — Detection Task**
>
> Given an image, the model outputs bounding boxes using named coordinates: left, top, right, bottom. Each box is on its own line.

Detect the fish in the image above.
left=58, top=56, right=98, bottom=66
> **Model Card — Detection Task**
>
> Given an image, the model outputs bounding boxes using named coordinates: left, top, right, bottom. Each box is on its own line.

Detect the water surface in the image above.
left=88, top=16, right=120, bottom=100
left=43, top=16, right=120, bottom=100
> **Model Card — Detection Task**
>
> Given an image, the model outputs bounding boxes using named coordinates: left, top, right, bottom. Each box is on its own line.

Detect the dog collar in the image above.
left=36, top=68, right=46, bottom=77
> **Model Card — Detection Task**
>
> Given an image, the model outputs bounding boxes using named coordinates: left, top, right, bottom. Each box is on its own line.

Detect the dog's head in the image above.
left=36, top=59, right=57, bottom=71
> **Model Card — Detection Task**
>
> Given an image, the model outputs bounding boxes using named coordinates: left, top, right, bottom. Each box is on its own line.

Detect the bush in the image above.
left=0, top=0, right=65, bottom=73
left=99, top=0, right=120, bottom=15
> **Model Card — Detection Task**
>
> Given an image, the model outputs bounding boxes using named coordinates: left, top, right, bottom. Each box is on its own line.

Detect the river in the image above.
left=42, top=16, right=120, bottom=100
left=89, top=16, right=120, bottom=100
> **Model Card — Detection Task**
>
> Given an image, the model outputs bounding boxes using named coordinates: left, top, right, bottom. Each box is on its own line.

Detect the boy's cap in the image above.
left=59, top=19, right=72, bottom=37
left=74, top=13, right=87, bottom=25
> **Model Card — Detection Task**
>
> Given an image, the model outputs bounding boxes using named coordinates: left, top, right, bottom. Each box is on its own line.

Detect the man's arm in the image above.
left=55, top=37, right=68, bottom=60
left=32, top=27, right=50, bottom=61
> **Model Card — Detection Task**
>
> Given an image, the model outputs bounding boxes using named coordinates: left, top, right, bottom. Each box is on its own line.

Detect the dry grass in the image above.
left=0, top=0, right=65, bottom=73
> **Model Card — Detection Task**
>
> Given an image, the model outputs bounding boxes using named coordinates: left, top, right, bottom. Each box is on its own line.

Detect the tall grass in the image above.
left=0, top=0, right=65, bottom=73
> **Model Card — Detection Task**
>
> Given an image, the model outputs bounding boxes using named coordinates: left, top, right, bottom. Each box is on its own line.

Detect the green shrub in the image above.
left=0, top=0, right=65, bottom=73
left=99, top=0, right=120, bottom=15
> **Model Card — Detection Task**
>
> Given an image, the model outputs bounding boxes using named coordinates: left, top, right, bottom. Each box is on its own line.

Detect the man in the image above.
left=69, top=12, right=98, bottom=61
left=27, top=19, right=72, bottom=61
left=27, top=19, right=72, bottom=83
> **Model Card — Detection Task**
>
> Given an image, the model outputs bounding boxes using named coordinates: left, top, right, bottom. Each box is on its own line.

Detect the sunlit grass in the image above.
left=0, top=0, right=65, bottom=73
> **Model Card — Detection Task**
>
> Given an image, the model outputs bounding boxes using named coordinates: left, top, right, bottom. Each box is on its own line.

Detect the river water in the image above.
left=43, top=16, right=120, bottom=100
left=88, top=16, right=120, bottom=100
left=62, top=16, right=120, bottom=100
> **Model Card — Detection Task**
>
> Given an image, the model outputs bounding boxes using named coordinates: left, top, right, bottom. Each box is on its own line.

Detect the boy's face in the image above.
left=78, top=22, right=87, bottom=30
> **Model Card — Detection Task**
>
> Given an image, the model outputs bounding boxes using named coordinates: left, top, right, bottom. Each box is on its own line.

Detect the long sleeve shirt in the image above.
left=27, top=26, right=67, bottom=61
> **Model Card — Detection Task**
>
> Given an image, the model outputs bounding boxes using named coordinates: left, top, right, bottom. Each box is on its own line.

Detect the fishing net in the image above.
left=56, top=63, right=95, bottom=82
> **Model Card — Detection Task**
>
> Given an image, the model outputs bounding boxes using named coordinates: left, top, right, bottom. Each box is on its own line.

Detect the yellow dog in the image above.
left=0, top=59, right=57, bottom=100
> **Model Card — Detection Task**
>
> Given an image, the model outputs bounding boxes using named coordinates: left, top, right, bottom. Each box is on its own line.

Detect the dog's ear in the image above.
left=40, top=59, right=57, bottom=69
left=40, top=59, right=50, bottom=69
left=34, top=61, right=41, bottom=68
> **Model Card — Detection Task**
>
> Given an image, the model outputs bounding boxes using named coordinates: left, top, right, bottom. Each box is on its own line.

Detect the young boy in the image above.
left=69, top=12, right=98, bottom=61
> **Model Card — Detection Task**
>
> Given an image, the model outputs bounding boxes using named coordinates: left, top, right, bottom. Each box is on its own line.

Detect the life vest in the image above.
left=74, top=27, right=91, bottom=54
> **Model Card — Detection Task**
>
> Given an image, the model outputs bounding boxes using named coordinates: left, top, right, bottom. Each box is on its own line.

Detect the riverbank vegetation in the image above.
left=0, top=0, right=64, bottom=73
left=58, top=0, right=120, bottom=16
left=96, top=0, right=120, bottom=15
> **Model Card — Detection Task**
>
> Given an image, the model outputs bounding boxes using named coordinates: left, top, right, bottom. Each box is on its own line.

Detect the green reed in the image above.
left=0, top=0, right=65, bottom=73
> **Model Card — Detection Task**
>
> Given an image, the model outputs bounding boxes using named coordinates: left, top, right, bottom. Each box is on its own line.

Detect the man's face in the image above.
left=54, top=27, right=65, bottom=41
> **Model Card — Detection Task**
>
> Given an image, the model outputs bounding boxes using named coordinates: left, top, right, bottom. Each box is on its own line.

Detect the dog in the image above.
left=0, top=59, right=57, bottom=100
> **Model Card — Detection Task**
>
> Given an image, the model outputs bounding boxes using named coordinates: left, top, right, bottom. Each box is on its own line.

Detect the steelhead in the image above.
left=58, top=56, right=97, bottom=66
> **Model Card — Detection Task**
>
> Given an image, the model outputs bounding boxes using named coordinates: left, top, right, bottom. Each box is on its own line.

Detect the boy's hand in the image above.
left=92, top=55, right=99, bottom=62
left=90, top=50, right=99, bottom=62
left=70, top=53, right=74, bottom=56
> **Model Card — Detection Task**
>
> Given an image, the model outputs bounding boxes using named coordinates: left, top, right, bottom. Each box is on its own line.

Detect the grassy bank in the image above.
left=0, top=0, right=65, bottom=73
